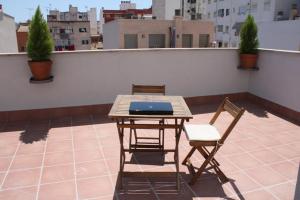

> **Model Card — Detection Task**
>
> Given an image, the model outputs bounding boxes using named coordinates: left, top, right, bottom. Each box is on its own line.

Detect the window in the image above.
left=207, top=12, right=211, bottom=19
left=208, top=0, right=211, bottom=4
left=238, top=5, right=249, bottom=15
left=225, top=26, right=229, bottom=33
left=79, top=28, right=87, bottom=32
left=81, top=40, right=89, bottom=45
left=124, top=34, right=138, bottom=49
left=251, top=2, right=258, bottom=13
left=218, top=9, right=224, bottom=17
left=149, top=34, right=165, bottom=48
left=217, top=25, right=223, bottom=32
left=224, top=42, right=228, bottom=47
left=226, top=9, right=230, bottom=16
left=264, top=0, right=271, bottom=11
left=182, top=34, right=193, bottom=48
left=199, top=34, right=209, bottom=47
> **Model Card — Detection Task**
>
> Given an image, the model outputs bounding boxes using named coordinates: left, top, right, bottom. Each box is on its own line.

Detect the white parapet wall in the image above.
left=249, top=49, right=300, bottom=112
left=0, top=49, right=249, bottom=111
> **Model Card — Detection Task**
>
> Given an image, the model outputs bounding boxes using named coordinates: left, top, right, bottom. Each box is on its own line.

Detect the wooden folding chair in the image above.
left=129, top=84, right=166, bottom=152
left=182, top=97, right=245, bottom=185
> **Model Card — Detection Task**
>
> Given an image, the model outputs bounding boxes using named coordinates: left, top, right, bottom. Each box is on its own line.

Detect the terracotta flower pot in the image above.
left=28, top=60, right=52, bottom=81
left=240, top=54, right=258, bottom=69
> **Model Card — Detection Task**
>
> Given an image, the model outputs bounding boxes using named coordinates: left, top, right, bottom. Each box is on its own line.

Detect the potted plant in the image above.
left=239, top=15, right=259, bottom=69
left=27, top=6, right=54, bottom=81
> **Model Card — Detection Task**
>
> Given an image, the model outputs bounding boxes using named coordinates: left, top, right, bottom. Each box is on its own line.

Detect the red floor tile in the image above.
left=41, top=164, right=74, bottom=184
left=38, top=181, right=76, bottom=200
left=77, top=176, right=114, bottom=199
left=10, top=154, right=43, bottom=170
left=0, top=157, right=12, bottom=172
left=2, top=168, right=41, bottom=189
left=239, top=189, right=277, bottom=200
left=244, top=166, right=287, bottom=187
left=76, top=160, right=109, bottom=179
left=269, top=182, right=298, bottom=200
left=0, top=186, right=37, bottom=200
left=269, top=161, right=299, bottom=180
left=44, top=151, right=73, bottom=166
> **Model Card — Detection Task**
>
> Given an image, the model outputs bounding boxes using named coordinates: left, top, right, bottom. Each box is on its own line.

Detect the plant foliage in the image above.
left=27, top=6, right=53, bottom=61
left=239, top=15, right=259, bottom=54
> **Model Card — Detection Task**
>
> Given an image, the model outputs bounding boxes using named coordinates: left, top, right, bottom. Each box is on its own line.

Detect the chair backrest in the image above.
left=132, top=84, right=165, bottom=95
left=209, top=97, right=245, bottom=144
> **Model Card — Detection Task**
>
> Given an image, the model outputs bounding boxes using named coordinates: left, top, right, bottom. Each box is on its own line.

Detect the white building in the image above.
left=258, top=19, right=300, bottom=51
left=201, top=0, right=298, bottom=48
left=120, top=1, right=136, bottom=10
left=88, top=8, right=98, bottom=35
left=152, top=0, right=181, bottom=20
left=182, top=0, right=205, bottom=20
left=0, top=5, right=18, bottom=53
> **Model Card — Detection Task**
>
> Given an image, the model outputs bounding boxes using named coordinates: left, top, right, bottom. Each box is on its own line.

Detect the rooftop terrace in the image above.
left=0, top=48, right=299, bottom=199
left=0, top=102, right=299, bottom=199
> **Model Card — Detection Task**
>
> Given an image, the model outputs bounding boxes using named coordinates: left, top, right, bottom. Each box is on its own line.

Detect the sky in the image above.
left=0, top=0, right=152, bottom=22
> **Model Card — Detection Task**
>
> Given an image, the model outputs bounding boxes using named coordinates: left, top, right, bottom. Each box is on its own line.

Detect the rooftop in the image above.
left=0, top=102, right=299, bottom=199
left=0, top=48, right=299, bottom=199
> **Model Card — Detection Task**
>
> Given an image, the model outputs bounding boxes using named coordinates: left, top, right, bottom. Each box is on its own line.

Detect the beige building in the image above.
left=47, top=5, right=94, bottom=51
left=103, top=17, right=214, bottom=49
left=48, top=21, right=91, bottom=51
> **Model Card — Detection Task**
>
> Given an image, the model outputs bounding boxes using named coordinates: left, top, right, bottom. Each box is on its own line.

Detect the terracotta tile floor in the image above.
left=0, top=102, right=299, bottom=200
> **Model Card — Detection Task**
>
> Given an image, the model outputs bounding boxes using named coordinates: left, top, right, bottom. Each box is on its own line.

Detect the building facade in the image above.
left=258, top=19, right=300, bottom=51
left=120, top=1, right=136, bottom=10
left=200, top=0, right=298, bottom=47
left=152, top=0, right=181, bottom=20
left=16, top=23, right=29, bottom=52
left=103, top=17, right=214, bottom=49
left=88, top=8, right=98, bottom=35
left=0, top=5, right=18, bottom=53
left=99, top=3, right=152, bottom=34
left=182, top=0, right=205, bottom=20
left=47, top=5, right=95, bottom=51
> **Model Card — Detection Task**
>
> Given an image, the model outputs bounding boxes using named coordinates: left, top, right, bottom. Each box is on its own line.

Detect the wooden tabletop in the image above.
left=108, top=95, right=193, bottom=120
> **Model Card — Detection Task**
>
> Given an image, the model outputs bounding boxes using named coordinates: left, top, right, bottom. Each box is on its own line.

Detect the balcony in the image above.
left=0, top=48, right=299, bottom=199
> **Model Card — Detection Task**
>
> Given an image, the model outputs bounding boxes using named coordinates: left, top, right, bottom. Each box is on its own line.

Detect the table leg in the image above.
left=174, top=119, right=185, bottom=191
left=117, top=119, right=126, bottom=189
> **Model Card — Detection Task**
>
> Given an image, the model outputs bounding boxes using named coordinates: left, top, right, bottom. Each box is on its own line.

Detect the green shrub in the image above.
left=27, top=6, right=53, bottom=61
left=239, top=15, right=259, bottom=54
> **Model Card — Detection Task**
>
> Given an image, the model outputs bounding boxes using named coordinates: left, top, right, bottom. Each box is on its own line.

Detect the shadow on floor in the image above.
left=19, top=129, right=49, bottom=144
left=114, top=172, right=240, bottom=200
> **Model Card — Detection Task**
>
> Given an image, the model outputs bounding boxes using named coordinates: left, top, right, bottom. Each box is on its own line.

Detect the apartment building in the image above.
left=99, top=1, right=152, bottom=34
left=201, top=0, right=298, bottom=48
left=120, top=1, right=136, bottom=10
left=47, top=5, right=95, bottom=51
left=103, top=17, right=214, bottom=49
left=0, top=5, right=18, bottom=53
left=152, top=0, right=181, bottom=20
left=182, top=0, right=205, bottom=20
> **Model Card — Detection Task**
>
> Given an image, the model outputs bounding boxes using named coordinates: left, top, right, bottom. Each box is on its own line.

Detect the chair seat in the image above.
left=184, top=124, right=221, bottom=142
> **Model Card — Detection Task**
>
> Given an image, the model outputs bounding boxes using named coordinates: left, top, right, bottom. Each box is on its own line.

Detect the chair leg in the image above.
left=197, top=147, right=228, bottom=183
left=182, top=147, right=196, bottom=165
left=189, top=146, right=219, bottom=185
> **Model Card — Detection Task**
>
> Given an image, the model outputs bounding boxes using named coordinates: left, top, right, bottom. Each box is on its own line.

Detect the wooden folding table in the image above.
left=108, top=95, right=193, bottom=190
